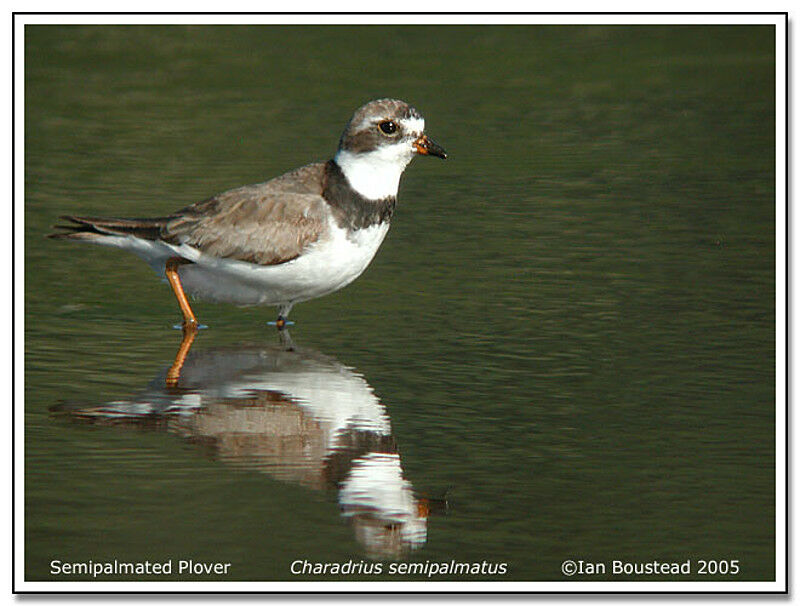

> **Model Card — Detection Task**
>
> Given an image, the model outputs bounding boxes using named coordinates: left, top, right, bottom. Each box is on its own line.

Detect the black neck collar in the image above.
left=322, top=160, right=396, bottom=231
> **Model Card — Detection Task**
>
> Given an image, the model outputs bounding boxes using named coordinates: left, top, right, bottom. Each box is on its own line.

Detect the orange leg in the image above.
left=165, top=257, right=198, bottom=331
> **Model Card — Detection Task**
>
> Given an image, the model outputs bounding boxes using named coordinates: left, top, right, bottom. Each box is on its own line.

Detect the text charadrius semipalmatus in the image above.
left=50, top=98, right=446, bottom=331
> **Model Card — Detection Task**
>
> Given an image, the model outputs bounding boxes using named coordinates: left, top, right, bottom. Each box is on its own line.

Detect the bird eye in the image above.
left=378, top=120, right=398, bottom=135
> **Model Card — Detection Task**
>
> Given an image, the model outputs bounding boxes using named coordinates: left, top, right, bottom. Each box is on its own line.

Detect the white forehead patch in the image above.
left=400, top=116, right=425, bottom=136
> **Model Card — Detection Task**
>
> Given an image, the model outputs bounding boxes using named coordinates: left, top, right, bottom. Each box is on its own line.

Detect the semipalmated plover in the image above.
left=50, top=98, right=446, bottom=330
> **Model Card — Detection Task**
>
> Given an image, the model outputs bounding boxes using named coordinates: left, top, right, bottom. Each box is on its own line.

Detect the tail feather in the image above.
left=48, top=215, right=173, bottom=241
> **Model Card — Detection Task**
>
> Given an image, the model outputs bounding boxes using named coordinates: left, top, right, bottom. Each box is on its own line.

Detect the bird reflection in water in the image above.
left=51, top=329, right=443, bottom=560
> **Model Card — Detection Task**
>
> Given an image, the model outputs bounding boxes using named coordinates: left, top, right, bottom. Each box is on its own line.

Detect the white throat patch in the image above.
left=335, top=144, right=414, bottom=200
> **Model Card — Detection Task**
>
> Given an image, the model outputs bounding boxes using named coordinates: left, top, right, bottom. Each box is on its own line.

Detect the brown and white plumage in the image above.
left=165, top=163, right=331, bottom=266
left=50, top=98, right=446, bottom=324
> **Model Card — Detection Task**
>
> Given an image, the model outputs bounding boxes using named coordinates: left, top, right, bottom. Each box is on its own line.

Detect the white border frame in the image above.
left=12, top=12, right=787, bottom=594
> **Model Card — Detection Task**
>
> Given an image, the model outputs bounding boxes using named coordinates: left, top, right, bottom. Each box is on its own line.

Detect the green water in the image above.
left=25, top=25, right=776, bottom=582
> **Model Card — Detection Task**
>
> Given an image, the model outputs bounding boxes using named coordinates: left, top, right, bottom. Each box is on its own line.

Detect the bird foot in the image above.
left=268, top=316, right=295, bottom=330
left=172, top=322, right=208, bottom=331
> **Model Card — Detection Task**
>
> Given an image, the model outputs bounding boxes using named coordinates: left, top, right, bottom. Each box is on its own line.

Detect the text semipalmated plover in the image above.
left=50, top=98, right=446, bottom=330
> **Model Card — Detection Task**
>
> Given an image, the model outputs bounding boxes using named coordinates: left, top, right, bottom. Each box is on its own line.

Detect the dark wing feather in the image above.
left=48, top=215, right=172, bottom=240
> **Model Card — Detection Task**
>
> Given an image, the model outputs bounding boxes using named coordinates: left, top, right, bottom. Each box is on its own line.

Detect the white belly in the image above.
left=83, top=219, right=391, bottom=307
left=155, top=221, right=389, bottom=307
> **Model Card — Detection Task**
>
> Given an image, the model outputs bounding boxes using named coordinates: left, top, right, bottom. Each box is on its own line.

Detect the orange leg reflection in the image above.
left=166, top=326, right=198, bottom=388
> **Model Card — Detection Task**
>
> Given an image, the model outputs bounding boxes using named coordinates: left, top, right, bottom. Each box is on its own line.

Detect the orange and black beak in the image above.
left=413, top=135, right=447, bottom=159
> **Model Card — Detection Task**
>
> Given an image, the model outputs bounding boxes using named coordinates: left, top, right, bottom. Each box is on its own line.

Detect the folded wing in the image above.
left=50, top=163, right=330, bottom=267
